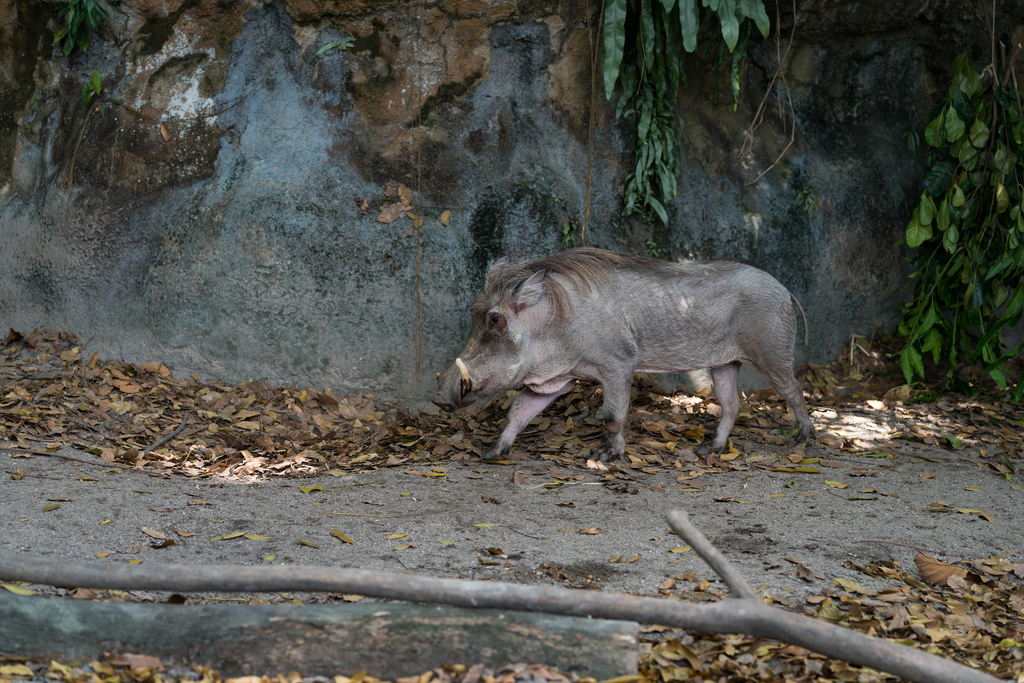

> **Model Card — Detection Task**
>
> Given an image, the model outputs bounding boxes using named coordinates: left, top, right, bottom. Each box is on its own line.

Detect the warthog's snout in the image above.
left=431, top=358, right=472, bottom=413
left=433, top=400, right=456, bottom=413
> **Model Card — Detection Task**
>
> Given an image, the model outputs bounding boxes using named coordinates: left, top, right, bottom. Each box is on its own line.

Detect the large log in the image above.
left=0, top=595, right=638, bottom=679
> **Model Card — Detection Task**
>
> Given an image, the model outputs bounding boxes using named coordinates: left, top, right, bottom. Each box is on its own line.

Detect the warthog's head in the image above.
left=432, top=258, right=557, bottom=412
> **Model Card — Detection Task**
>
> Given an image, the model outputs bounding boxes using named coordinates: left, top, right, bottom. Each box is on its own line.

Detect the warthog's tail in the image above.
left=790, top=294, right=809, bottom=345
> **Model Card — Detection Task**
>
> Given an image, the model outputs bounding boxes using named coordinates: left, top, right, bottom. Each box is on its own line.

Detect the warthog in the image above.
left=433, top=248, right=814, bottom=461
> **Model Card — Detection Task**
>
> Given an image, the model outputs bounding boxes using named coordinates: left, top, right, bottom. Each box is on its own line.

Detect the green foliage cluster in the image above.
left=601, top=0, right=769, bottom=226
left=316, top=37, right=355, bottom=56
left=898, top=44, right=1024, bottom=400
left=53, top=0, right=107, bottom=56
left=81, top=70, right=102, bottom=105
left=794, top=185, right=818, bottom=218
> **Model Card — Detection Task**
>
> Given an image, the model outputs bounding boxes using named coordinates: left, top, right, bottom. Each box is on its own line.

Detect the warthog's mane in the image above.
left=477, top=248, right=678, bottom=323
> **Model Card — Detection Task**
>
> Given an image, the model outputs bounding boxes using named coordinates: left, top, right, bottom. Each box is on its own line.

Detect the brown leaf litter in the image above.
left=2, top=328, right=1021, bottom=488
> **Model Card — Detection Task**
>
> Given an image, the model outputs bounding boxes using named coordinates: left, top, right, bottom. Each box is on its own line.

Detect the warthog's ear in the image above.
left=513, top=270, right=546, bottom=313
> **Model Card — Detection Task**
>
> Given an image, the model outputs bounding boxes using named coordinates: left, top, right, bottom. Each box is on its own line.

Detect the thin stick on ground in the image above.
left=0, top=445, right=111, bottom=468
left=142, top=411, right=190, bottom=455
left=0, top=511, right=1000, bottom=683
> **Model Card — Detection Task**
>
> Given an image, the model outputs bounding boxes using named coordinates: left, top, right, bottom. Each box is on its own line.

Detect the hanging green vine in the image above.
left=897, top=41, right=1024, bottom=400
left=601, top=0, right=769, bottom=226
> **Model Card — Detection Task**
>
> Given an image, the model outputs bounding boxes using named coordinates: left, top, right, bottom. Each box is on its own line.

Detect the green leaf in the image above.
left=900, top=344, right=923, bottom=383
left=937, top=197, right=950, bottom=232
left=737, top=0, right=769, bottom=37
left=638, top=98, right=653, bottom=140
left=679, top=0, right=699, bottom=51
left=968, top=274, right=984, bottom=310
left=920, top=328, right=943, bottom=364
left=602, top=0, right=628, bottom=100
left=906, top=208, right=932, bottom=247
left=992, top=279, right=1008, bottom=309
left=942, top=223, right=959, bottom=253
left=84, top=0, right=99, bottom=27
left=973, top=311, right=1022, bottom=362
left=89, top=69, right=102, bottom=95
left=992, top=144, right=1013, bottom=174
left=716, top=0, right=740, bottom=51
left=648, top=195, right=669, bottom=226
left=957, top=139, right=977, bottom=166
left=951, top=91, right=975, bottom=122
left=951, top=184, right=965, bottom=208
left=968, top=117, right=989, bottom=148
left=923, top=159, right=955, bottom=196
left=985, top=250, right=1016, bottom=281
left=919, top=193, right=935, bottom=225
left=663, top=5, right=682, bottom=90
left=918, top=305, right=937, bottom=335
left=951, top=51, right=968, bottom=79
left=924, top=111, right=945, bottom=147
left=945, top=107, right=965, bottom=142
left=960, top=65, right=982, bottom=97
left=995, top=183, right=1010, bottom=213
left=730, top=20, right=750, bottom=109
left=1006, top=284, right=1024, bottom=320
left=640, top=0, right=656, bottom=73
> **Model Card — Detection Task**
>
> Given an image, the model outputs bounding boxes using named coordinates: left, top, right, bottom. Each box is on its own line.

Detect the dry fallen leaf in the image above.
left=331, top=529, right=355, bottom=544
left=105, top=653, right=164, bottom=671
left=377, top=202, right=406, bottom=223
left=915, top=551, right=969, bottom=585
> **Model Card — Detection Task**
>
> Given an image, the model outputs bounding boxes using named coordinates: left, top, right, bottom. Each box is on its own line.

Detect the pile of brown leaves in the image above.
left=0, top=658, right=575, bottom=683
left=2, top=328, right=1021, bottom=483
left=639, top=547, right=1024, bottom=682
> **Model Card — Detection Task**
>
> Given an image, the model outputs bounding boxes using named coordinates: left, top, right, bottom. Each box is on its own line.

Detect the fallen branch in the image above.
left=0, top=445, right=111, bottom=468
left=0, top=511, right=999, bottom=683
left=142, top=411, right=190, bottom=455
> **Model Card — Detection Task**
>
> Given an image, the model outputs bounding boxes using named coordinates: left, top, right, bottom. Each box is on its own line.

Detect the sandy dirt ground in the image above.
left=2, top=422, right=1018, bottom=604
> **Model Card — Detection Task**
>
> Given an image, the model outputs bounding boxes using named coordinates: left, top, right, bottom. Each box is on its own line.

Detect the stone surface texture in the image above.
left=0, top=0, right=1014, bottom=399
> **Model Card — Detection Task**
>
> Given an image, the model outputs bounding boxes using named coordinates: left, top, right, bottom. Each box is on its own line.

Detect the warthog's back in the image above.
left=545, top=255, right=798, bottom=375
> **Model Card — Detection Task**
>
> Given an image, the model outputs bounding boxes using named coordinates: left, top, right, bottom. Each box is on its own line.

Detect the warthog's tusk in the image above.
left=455, top=357, right=472, bottom=396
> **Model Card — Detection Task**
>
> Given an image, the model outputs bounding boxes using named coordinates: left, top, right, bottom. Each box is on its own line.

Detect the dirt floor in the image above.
left=1, top=329, right=1023, bottom=681
left=2, top=422, right=1020, bottom=601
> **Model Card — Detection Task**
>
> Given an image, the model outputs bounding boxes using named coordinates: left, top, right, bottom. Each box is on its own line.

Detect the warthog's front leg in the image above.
left=484, top=380, right=575, bottom=458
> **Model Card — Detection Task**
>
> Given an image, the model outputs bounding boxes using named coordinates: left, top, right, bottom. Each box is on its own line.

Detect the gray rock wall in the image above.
left=0, top=0, right=1013, bottom=399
